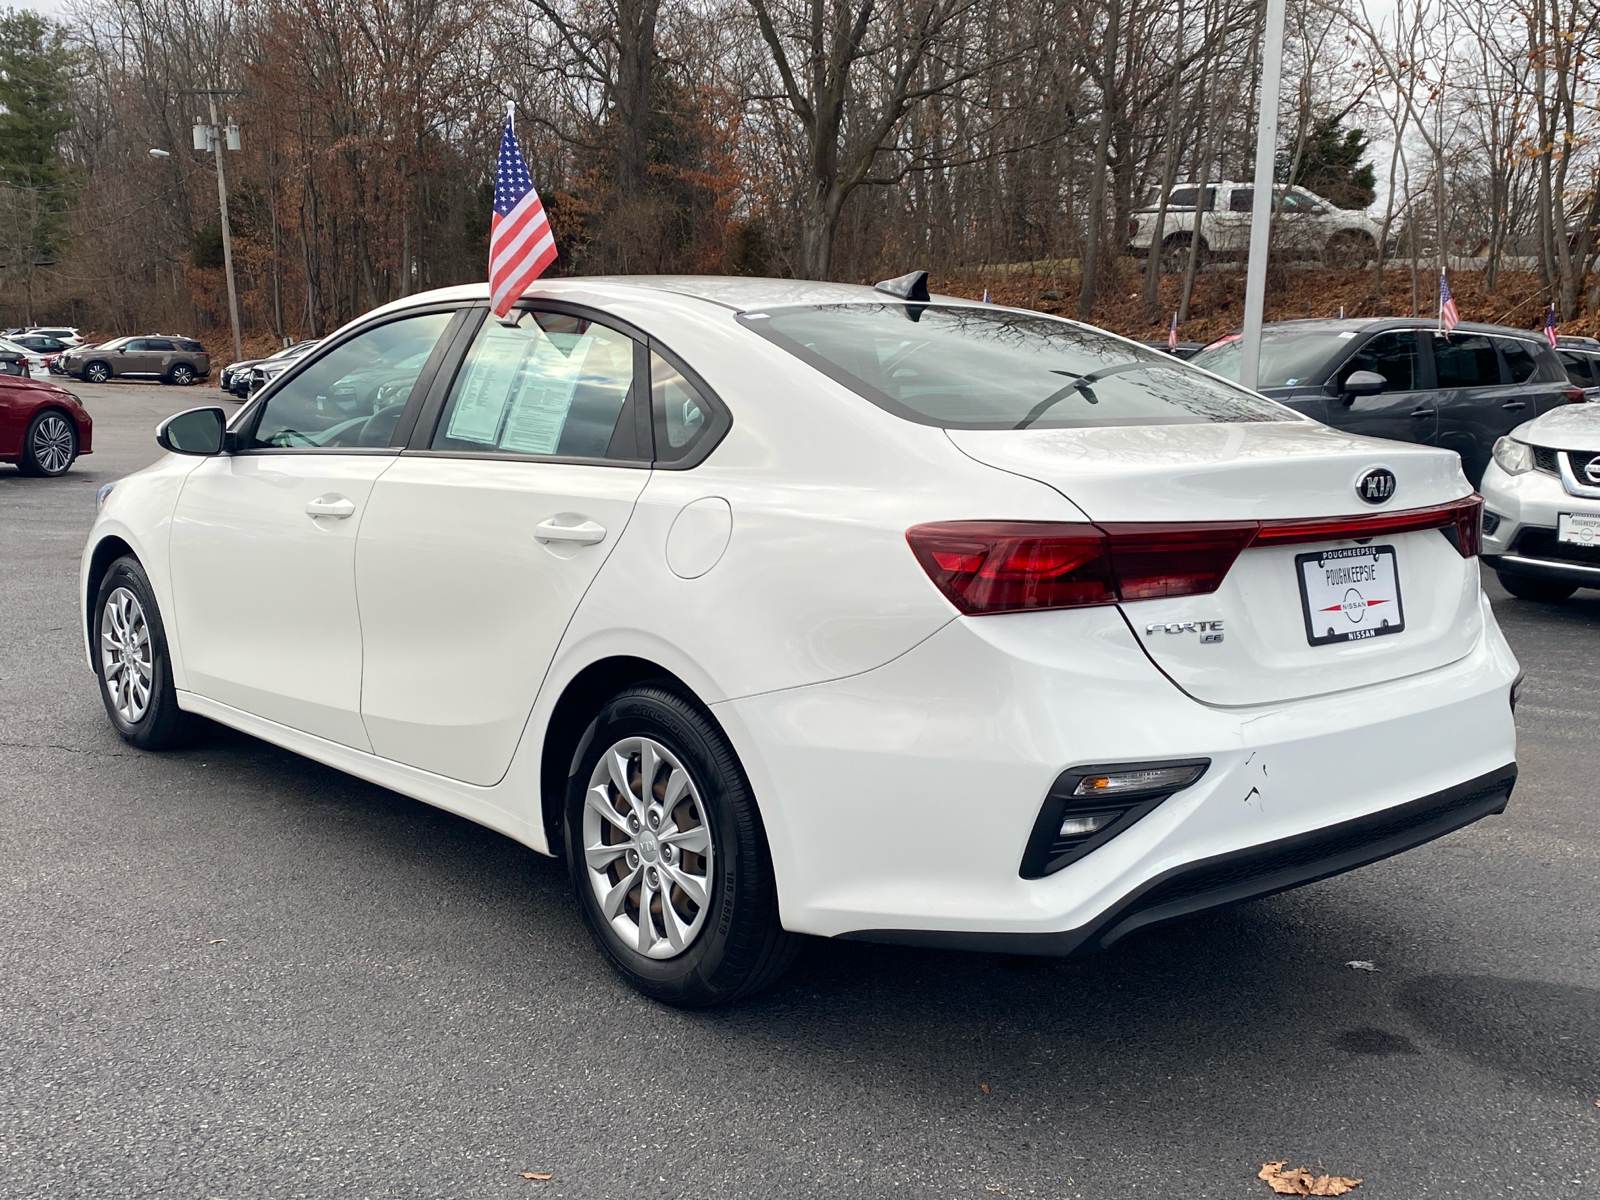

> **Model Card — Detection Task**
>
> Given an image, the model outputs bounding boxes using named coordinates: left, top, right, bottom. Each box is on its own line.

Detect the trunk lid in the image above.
left=948, top=421, right=1483, bottom=706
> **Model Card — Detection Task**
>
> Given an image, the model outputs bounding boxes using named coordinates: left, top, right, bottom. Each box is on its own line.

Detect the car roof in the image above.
left=359, top=276, right=983, bottom=326
left=1254, top=316, right=1555, bottom=342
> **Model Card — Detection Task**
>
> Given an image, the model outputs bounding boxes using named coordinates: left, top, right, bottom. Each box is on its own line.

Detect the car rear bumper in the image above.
left=719, top=595, right=1519, bottom=944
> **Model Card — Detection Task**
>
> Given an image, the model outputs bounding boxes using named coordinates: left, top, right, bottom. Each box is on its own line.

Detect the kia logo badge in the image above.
left=1585, top=455, right=1600, bottom=485
left=1356, top=468, right=1397, bottom=504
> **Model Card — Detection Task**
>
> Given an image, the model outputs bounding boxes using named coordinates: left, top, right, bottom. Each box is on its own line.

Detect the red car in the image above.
left=0, top=375, right=92, bottom=476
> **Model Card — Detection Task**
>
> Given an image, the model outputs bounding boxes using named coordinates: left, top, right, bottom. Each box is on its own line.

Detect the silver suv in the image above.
left=1128, top=182, right=1388, bottom=269
left=62, top=336, right=211, bottom=386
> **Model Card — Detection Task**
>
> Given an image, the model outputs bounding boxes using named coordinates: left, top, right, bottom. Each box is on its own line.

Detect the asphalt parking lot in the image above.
left=2, top=379, right=1597, bottom=1199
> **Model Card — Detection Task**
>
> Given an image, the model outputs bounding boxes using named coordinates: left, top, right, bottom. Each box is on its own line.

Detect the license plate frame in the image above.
left=1557, top=511, right=1600, bottom=547
left=1296, top=544, right=1405, bottom=646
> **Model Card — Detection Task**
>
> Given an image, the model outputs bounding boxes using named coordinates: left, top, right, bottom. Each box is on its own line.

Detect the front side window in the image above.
left=250, top=310, right=453, bottom=449
left=747, top=304, right=1289, bottom=428
left=431, top=310, right=638, bottom=460
left=1434, top=334, right=1501, bottom=388
left=1337, top=331, right=1420, bottom=391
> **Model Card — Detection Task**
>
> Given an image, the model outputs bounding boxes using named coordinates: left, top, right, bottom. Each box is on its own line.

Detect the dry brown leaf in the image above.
left=519, top=1172, right=552, bottom=1181
left=1258, top=1161, right=1362, bottom=1196
left=979, top=1083, right=990, bottom=1094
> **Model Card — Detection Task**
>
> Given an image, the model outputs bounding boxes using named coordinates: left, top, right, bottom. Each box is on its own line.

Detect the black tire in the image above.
left=16, top=407, right=77, bottom=476
left=1160, top=232, right=1205, bottom=275
left=84, top=360, right=110, bottom=384
left=1496, top=570, right=1578, bottom=602
left=93, top=555, right=194, bottom=750
left=166, top=363, right=196, bottom=386
left=1324, top=230, right=1377, bottom=269
left=563, top=683, right=797, bottom=1007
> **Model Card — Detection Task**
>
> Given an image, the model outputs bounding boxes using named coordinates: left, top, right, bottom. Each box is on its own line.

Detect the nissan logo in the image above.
left=1585, top=455, right=1600, bottom=485
left=1356, top=468, right=1397, bottom=504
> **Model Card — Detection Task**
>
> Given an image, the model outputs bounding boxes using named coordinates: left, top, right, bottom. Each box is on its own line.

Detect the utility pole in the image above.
left=184, top=88, right=243, bottom=363
left=1239, top=0, right=1286, bottom=391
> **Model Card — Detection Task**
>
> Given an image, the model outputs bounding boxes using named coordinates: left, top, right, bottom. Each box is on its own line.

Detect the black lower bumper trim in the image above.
left=1483, top=552, right=1600, bottom=586
left=838, top=763, right=1516, bottom=957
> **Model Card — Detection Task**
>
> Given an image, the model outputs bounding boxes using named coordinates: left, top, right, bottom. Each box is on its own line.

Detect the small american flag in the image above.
left=1167, top=312, right=1178, bottom=351
left=1545, top=305, right=1559, bottom=347
left=489, top=104, right=557, bottom=318
left=1438, top=272, right=1459, bottom=335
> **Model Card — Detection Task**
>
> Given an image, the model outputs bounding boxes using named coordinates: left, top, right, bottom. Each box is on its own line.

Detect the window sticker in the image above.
left=446, top=323, right=527, bottom=445
left=499, top=332, right=593, bottom=455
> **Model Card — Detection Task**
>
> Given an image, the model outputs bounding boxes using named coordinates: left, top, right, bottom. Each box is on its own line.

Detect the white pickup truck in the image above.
left=1127, top=182, right=1387, bottom=269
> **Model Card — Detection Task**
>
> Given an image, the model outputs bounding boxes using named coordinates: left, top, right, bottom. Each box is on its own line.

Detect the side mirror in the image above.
left=1342, top=370, right=1388, bottom=400
left=1311, top=204, right=1328, bottom=216
left=157, top=406, right=227, bottom=455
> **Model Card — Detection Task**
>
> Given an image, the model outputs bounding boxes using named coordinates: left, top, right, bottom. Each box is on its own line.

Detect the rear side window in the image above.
left=1434, top=335, right=1502, bottom=387
left=1494, top=338, right=1540, bottom=384
left=1337, top=331, right=1419, bottom=391
left=1170, top=187, right=1215, bottom=210
left=431, top=310, right=639, bottom=460
left=147, top=339, right=175, bottom=351
left=1229, top=189, right=1253, bottom=212
left=744, top=304, right=1289, bottom=429
left=1557, top=351, right=1593, bottom=386
left=178, top=339, right=206, bottom=353
left=651, top=351, right=719, bottom=462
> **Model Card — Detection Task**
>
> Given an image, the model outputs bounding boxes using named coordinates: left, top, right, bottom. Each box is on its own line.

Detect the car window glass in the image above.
left=1337, top=331, right=1419, bottom=391
left=750, top=304, right=1288, bottom=429
left=652, top=351, right=719, bottom=460
left=1229, top=189, right=1252, bottom=212
left=1170, top=187, right=1215, bottom=210
left=148, top=339, right=175, bottom=351
left=123, top=340, right=146, bottom=352
left=1276, top=191, right=1303, bottom=213
left=1557, top=351, right=1593, bottom=385
left=431, top=310, right=636, bottom=459
left=1434, top=334, right=1501, bottom=388
left=251, top=310, right=453, bottom=450
left=1495, top=338, right=1540, bottom=384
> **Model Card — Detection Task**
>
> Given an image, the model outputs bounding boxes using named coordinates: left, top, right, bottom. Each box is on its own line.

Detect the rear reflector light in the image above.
left=907, top=496, right=1481, bottom=615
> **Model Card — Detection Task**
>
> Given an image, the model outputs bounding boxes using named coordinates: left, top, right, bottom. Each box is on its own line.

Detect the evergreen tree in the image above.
left=1291, top=117, right=1377, bottom=210
left=0, top=8, right=76, bottom=287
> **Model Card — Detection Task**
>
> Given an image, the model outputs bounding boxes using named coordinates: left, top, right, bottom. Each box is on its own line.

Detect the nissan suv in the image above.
left=1189, top=318, right=1582, bottom=485
left=62, top=336, right=210, bottom=386
left=1128, top=183, right=1388, bottom=269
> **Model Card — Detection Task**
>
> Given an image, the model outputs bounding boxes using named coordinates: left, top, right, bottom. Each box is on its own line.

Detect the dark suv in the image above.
left=1190, top=318, right=1582, bottom=485
left=61, top=336, right=211, bottom=386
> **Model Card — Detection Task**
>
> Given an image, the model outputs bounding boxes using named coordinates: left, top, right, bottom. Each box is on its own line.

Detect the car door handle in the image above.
left=1501, top=400, right=1527, bottom=410
left=534, top=518, right=607, bottom=545
left=1410, top=409, right=1432, bottom=418
left=305, top=495, right=356, bottom=519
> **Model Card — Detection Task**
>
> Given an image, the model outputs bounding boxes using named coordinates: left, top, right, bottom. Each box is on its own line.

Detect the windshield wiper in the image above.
left=1014, top=361, right=1156, bottom=429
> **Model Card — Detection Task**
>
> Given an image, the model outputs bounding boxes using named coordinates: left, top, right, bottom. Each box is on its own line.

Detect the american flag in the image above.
left=489, top=105, right=557, bottom=318
left=1545, top=305, right=1559, bottom=347
left=1438, top=272, right=1459, bottom=335
left=1167, top=312, right=1178, bottom=351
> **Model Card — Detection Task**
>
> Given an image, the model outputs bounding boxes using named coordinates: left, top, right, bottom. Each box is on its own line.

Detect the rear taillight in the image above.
left=1563, top=386, right=1586, bottom=404
left=906, top=496, right=1482, bottom=616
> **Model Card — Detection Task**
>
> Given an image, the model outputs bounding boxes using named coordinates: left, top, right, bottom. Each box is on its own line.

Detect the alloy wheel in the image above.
left=100, top=586, right=153, bottom=723
left=86, top=363, right=109, bottom=383
left=31, top=414, right=74, bottom=474
left=171, top=365, right=194, bottom=385
left=582, top=736, right=715, bottom=959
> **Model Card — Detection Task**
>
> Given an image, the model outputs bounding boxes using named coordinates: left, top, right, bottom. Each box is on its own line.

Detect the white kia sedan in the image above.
left=1481, top=402, right=1600, bottom=600
left=81, top=276, right=1519, bottom=1006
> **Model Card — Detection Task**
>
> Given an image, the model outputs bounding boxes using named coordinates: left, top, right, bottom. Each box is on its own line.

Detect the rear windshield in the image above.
left=1189, top=329, right=1362, bottom=388
left=740, top=304, right=1290, bottom=429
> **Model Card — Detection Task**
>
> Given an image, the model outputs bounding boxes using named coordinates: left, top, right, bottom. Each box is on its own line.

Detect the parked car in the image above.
left=1128, top=182, right=1389, bottom=270
left=0, top=338, right=35, bottom=377
left=1552, top=334, right=1600, bottom=400
left=1188, top=318, right=1583, bottom=485
left=23, top=326, right=84, bottom=348
left=82, top=276, right=1518, bottom=1006
left=1479, top=402, right=1600, bottom=600
left=220, top=338, right=321, bottom=398
left=60, top=336, right=210, bottom=385
left=0, top=374, right=93, bottom=475
left=11, top=333, right=69, bottom=375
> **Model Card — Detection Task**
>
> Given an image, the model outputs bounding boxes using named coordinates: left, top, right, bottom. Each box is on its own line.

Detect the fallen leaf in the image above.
left=1344, top=961, right=1377, bottom=972
left=519, top=1173, right=552, bottom=1180
left=207, top=939, right=228, bottom=945
left=980, top=1082, right=990, bottom=1094
left=1258, top=1161, right=1362, bottom=1196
